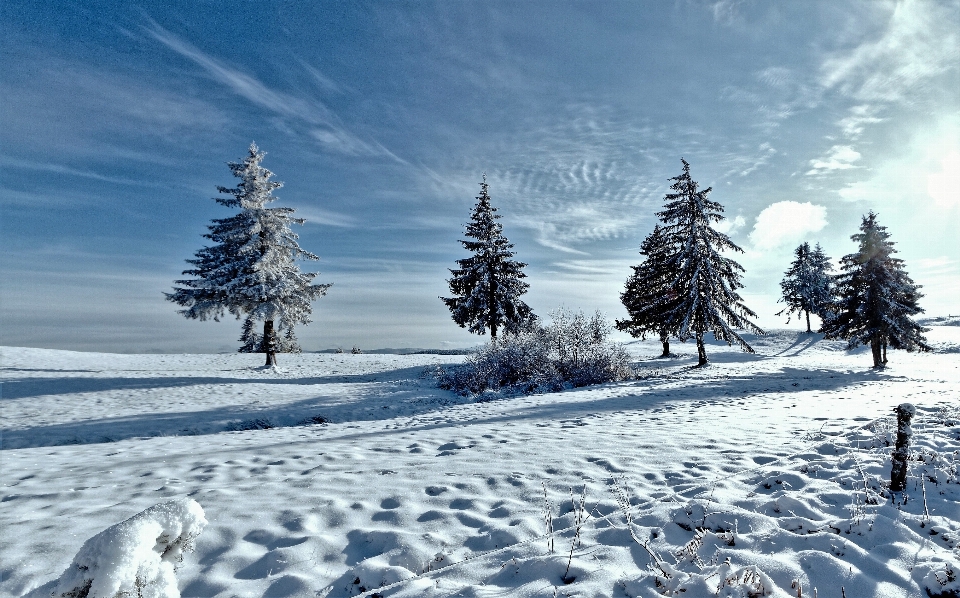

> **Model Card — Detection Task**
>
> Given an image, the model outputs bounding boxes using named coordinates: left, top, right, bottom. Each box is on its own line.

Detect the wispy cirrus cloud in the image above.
left=809, top=0, right=959, bottom=165
left=418, top=105, right=679, bottom=255
left=794, top=1, right=959, bottom=187
left=496, top=154, right=659, bottom=254
left=837, top=104, right=885, bottom=140
left=0, top=156, right=166, bottom=188
left=819, top=0, right=959, bottom=105
left=710, top=0, right=745, bottom=25
left=721, top=142, right=778, bottom=179
left=806, top=145, right=861, bottom=176
left=0, top=43, right=226, bottom=162
left=145, top=22, right=402, bottom=161
left=719, top=66, right=822, bottom=134
left=287, top=205, right=358, bottom=228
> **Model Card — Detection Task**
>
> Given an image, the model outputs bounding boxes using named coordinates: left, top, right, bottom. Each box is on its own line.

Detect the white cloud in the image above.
left=715, top=215, right=746, bottom=236
left=748, top=201, right=828, bottom=250
left=927, top=152, right=960, bottom=209
left=806, top=145, right=861, bottom=175
left=836, top=116, right=960, bottom=207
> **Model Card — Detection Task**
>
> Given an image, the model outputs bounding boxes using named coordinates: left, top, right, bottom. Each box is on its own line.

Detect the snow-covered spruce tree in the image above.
left=441, top=176, right=534, bottom=339
left=656, top=159, right=762, bottom=366
left=776, top=242, right=835, bottom=333
left=821, top=211, right=928, bottom=368
left=167, top=143, right=331, bottom=366
left=616, top=224, right=681, bottom=357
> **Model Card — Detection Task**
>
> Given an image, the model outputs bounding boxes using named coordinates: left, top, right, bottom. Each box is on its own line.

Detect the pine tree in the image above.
left=441, top=176, right=533, bottom=339
left=167, top=143, right=331, bottom=366
left=821, top=211, right=928, bottom=368
left=776, top=242, right=835, bottom=333
left=656, top=158, right=763, bottom=366
left=616, top=225, right=680, bottom=357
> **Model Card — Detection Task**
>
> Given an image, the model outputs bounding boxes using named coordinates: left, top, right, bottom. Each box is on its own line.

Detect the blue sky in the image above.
left=2, top=0, right=958, bottom=353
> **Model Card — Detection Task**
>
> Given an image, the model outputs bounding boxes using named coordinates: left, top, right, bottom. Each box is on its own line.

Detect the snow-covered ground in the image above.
left=1, top=329, right=958, bottom=597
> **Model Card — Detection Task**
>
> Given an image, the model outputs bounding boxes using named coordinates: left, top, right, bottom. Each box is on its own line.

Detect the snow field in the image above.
left=1, top=329, right=958, bottom=597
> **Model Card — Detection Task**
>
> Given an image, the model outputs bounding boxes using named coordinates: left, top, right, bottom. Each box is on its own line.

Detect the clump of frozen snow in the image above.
left=50, top=498, right=206, bottom=598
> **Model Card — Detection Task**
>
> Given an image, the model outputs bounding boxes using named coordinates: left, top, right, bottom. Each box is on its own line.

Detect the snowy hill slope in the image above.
left=1, top=329, right=958, bottom=597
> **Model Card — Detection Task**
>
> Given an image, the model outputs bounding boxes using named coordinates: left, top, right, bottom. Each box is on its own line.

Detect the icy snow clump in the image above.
left=50, top=498, right=206, bottom=598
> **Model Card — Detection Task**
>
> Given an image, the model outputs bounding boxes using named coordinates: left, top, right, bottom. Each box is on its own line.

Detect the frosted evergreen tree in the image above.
left=821, top=211, right=927, bottom=368
left=656, top=159, right=762, bottom=366
left=167, top=143, right=331, bottom=366
left=776, top=242, right=835, bottom=333
left=441, top=175, right=533, bottom=339
left=616, top=225, right=680, bottom=357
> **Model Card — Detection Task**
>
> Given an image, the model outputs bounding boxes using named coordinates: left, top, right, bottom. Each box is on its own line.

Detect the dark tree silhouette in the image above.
left=656, top=159, right=762, bottom=366
left=616, top=225, right=680, bottom=357
left=441, top=176, right=533, bottom=339
left=822, top=211, right=927, bottom=367
left=776, top=242, right=835, bottom=333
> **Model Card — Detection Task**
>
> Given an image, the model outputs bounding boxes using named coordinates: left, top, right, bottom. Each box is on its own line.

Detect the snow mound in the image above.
left=49, top=498, right=206, bottom=598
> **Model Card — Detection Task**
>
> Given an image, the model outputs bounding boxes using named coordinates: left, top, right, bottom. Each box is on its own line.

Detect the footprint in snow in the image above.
left=416, top=510, right=446, bottom=522
left=488, top=505, right=511, bottom=518
left=437, top=440, right=475, bottom=452
left=449, top=498, right=474, bottom=510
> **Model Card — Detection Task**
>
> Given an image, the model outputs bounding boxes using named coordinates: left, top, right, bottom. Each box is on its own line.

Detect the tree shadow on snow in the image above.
left=0, top=365, right=440, bottom=400
left=1, top=361, right=897, bottom=450
left=240, top=365, right=902, bottom=449
left=0, top=367, right=469, bottom=449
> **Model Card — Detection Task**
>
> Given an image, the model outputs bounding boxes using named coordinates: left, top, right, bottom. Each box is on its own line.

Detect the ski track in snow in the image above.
left=1, top=330, right=958, bottom=597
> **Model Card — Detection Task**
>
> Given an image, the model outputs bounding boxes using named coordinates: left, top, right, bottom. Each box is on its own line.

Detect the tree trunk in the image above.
left=870, top=336, right=882, bottom=368
left=660, top=331, right=670, bottom=358
left=882, top=338, right=888, bottom=364
left=263, top=320, right=277, bottom=367
left=488, top=273, right=497, bottom=341
left=805, top=310, right=811, bottom=333
left=696, top=332, right=707, bottom=366
left=889, top=403, right=915, bottom=492
left=257, top=229, right=277, bottom=367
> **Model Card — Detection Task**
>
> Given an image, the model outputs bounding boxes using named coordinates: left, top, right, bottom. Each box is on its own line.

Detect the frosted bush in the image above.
left=51, top=498, right=206, bottom=598
left=550, top=308, right=633, bottom=387
left=915, top=560, right=960, bottom=598
left=623, top=560, right=773, bottom=597
left=438, top=309, right=633, bottom=396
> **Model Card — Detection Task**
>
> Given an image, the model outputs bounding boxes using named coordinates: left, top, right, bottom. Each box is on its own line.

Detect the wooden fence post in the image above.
left=890, top=403, right=915, bottom=492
